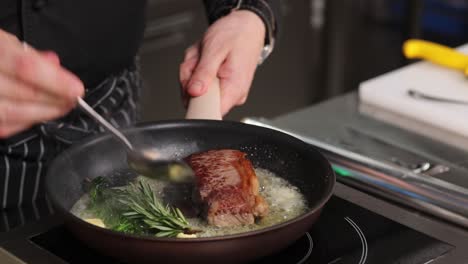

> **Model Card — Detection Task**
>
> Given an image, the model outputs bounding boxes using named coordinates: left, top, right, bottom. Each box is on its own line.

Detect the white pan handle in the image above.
left=185, top=77, right=222, bottom=120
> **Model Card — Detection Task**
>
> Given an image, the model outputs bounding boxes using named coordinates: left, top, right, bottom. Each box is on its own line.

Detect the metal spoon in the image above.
left=76, top=97, right=195, bottom=183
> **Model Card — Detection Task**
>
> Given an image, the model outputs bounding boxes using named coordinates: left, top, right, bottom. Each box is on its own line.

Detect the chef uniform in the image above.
left=0, top=0, right=278, bottom=230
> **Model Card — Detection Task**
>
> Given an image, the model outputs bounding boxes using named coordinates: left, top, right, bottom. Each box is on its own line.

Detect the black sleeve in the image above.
left=202, top=0, right=280, bottom=41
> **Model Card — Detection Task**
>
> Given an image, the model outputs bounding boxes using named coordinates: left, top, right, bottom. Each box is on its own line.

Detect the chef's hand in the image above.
left=179, top=10, right=266, bottom=116
left=0, top=29, right=84, bottom=138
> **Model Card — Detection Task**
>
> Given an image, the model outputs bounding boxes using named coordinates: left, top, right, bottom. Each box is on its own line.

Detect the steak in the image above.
left=185, top=149, right=269, bottom=227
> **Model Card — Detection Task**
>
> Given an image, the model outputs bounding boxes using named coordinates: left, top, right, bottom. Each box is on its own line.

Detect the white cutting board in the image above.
left=358, top=43, right=468, bottom=140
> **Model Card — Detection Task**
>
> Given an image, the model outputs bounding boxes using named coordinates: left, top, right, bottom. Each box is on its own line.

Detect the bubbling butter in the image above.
left=71, top=168, right=308, bottom=238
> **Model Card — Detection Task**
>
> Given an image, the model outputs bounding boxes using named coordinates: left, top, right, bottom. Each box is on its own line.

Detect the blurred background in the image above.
left=137, top=0, right=468, bottom=122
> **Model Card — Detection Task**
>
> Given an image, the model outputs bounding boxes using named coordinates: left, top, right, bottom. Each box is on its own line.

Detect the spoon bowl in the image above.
left=126, top=149, right=195, bottom=182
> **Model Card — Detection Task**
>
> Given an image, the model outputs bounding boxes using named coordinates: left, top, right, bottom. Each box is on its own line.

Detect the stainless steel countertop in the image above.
left=270, top=92, right=468, bottom=188
left=243, top=91, right=468, bottom=264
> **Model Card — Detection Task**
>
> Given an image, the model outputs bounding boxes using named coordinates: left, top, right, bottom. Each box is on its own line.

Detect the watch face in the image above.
left=259, top=44, right=273, bottom=65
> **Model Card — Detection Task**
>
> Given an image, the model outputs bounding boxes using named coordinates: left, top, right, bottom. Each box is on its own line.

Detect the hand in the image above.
left=179, top=10, right=266, bottom=116
left=0, top=29, right=84, bottom=138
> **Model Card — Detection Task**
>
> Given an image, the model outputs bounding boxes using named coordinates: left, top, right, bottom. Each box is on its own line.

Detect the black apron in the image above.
left=0, top=59, right=142, bottom=229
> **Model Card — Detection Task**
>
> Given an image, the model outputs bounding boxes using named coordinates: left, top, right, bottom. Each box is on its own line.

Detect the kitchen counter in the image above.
left=266, top=92, right=468, bottom=188
left=243, top=91, right=468, bottom=263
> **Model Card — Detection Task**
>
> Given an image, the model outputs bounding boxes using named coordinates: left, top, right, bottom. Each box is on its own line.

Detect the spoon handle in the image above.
left=185, top=77, right=222, bottom=120
left=408, top=89, right=468, bottom=105
left=77, top=97, right=134, bottom=150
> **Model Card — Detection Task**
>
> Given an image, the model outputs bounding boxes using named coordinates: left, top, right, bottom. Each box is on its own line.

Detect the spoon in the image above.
left=76, top=78, right=222, bottom=183
left=407, top=89, right=468, bottom=105
left=76, top=98, right=195, bottom=182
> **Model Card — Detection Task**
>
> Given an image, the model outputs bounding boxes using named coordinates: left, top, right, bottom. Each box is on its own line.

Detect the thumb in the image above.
left=187, top=48, right=226, bottom=97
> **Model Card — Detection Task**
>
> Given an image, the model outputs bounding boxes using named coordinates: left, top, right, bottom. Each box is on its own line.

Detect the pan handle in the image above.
left=185, top=77, right=222, bottom=120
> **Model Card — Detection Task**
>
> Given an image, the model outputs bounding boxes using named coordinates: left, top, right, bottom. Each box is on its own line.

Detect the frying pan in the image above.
left=45, top=79, right=336, bottom=264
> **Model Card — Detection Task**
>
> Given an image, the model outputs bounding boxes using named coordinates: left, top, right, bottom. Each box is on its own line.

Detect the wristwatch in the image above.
left=208, top=0, right=277, bottom=65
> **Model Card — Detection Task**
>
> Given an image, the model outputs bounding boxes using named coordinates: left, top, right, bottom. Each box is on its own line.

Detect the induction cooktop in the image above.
left=0, top=194, right=454, bottom=264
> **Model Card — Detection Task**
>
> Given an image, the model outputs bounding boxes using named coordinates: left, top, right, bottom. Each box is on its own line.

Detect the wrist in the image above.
left=206, top=0, right=277, bottom=65
left=230, top=10, right=266, bottom=43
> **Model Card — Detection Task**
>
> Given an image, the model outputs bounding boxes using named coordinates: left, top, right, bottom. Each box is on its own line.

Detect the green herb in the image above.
left=88, top=176, right=108, bottom=203
left=112, top=218, right=143, bottom=234
left=84, top=177, right=199, bottom=238
left=118, top=180, right=199, bottom=238
left=86, top=177, right=127, bottom=228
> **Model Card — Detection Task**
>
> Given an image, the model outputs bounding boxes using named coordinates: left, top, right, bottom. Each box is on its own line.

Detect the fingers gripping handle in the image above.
left=185, top=78, right=222, bottom=120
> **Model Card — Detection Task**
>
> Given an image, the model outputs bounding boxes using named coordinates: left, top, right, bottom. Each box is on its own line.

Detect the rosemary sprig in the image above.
left=112, top=217, right=144, bottom=234
left=118, top=180, right=199, bottom=238
left=88, top=176, right=108, bottom=203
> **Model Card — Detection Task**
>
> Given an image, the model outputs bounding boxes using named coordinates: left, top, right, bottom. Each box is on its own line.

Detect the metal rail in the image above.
left=241, top=117, right=468, bottom=229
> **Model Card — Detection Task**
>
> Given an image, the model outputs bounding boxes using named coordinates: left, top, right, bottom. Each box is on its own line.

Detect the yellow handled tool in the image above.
left=403, top=39, right=468, bottom=75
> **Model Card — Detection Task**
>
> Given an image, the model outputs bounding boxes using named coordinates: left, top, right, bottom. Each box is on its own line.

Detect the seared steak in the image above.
left=185, top=149, right=269, bottom=227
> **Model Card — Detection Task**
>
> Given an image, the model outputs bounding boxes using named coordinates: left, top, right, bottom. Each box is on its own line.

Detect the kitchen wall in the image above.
left=137, top=0, right=319, bottom=122
left=137, top=0, right=468, bottom=122
left=319, top=0, right=468, bottom=98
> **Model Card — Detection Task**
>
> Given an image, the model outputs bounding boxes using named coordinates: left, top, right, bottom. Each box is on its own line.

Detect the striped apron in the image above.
left=0, top=60, right=142, bottom=231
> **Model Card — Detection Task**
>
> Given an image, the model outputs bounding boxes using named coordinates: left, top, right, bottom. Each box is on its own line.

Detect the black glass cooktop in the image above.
left=28, top=196, right=454, bottom=264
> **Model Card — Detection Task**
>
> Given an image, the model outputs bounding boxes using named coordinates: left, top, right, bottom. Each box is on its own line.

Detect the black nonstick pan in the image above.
left=45, top=80, right=335, bottom=264
left=45, top=119, right=335, bottom=264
